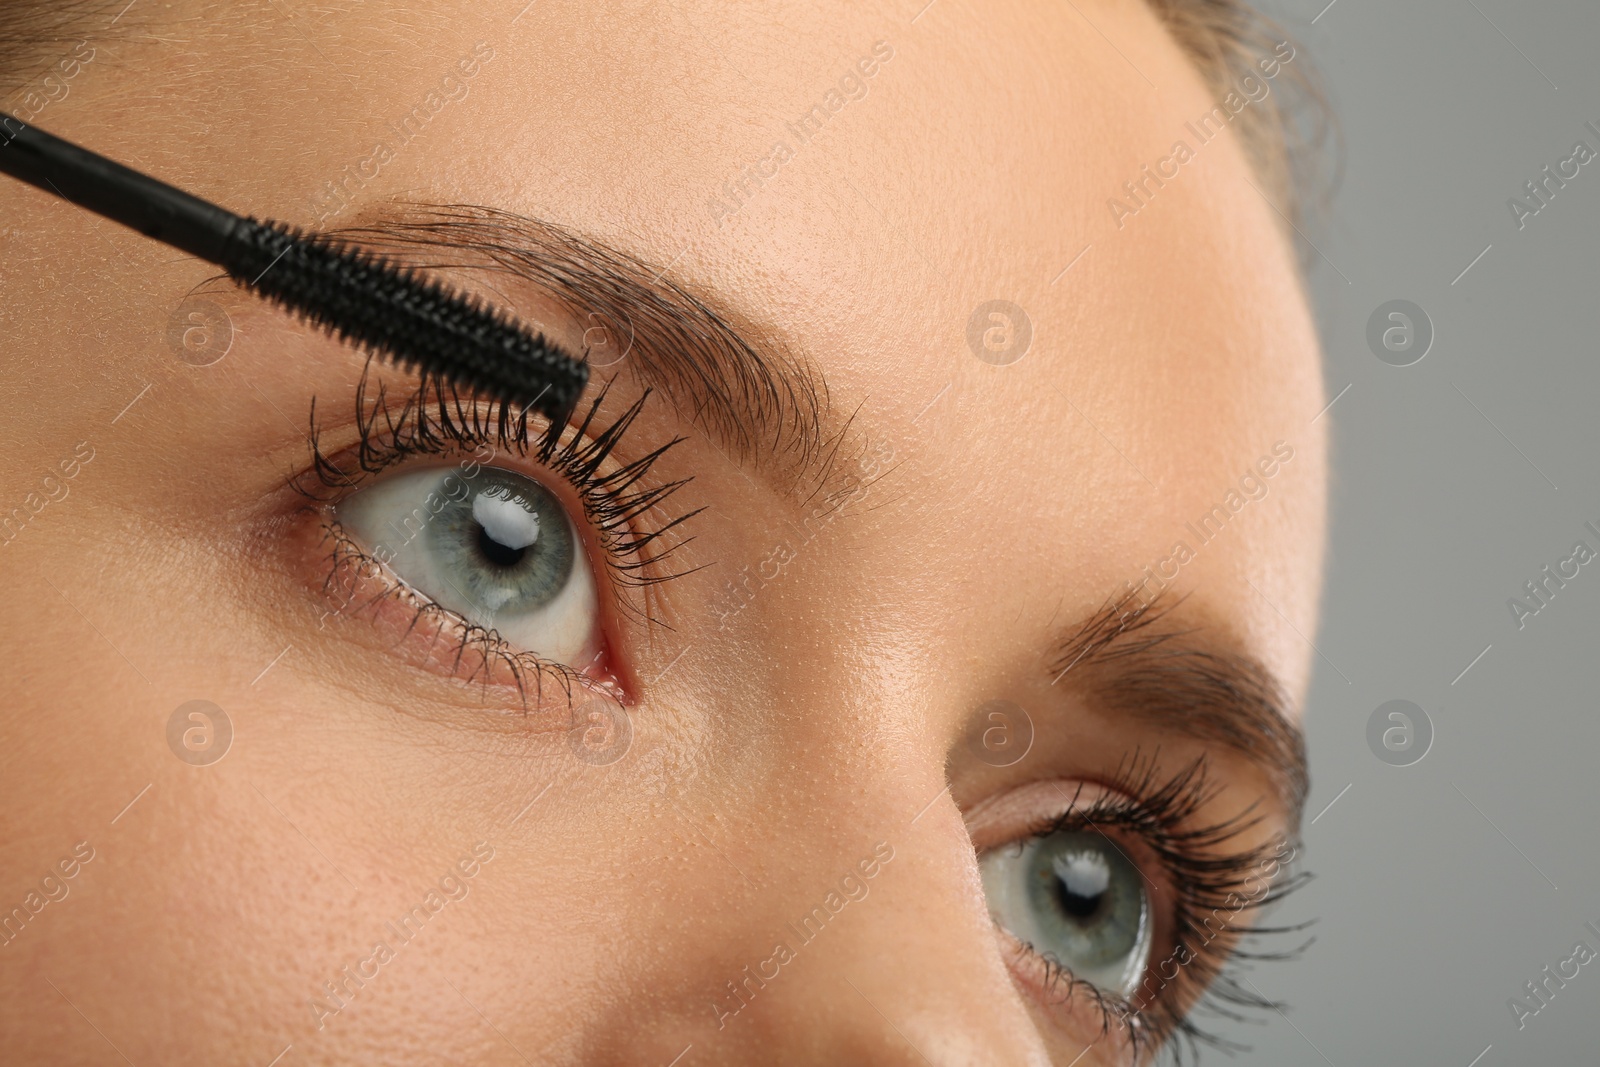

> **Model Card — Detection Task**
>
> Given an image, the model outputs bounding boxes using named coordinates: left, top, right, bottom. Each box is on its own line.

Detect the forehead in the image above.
left=99, top=0, right=1325, bottom=699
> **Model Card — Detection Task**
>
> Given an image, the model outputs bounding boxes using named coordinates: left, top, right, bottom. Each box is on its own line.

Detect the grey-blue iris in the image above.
left=424, top=470, right=575, bottom=619
left=1027, top=831, right=1147, bottom=973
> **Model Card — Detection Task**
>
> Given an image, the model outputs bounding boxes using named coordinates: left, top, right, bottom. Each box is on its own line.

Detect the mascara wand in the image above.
left=0, top=112, right=588, bottom=423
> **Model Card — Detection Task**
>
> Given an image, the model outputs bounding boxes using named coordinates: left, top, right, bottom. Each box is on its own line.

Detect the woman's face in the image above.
left=0, top=1, right=1325, bottom=1063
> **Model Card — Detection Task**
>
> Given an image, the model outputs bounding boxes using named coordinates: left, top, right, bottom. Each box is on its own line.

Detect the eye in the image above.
left=978, top=829, right=1153, bottom=997
left=336, top=464, right=602, bottom=668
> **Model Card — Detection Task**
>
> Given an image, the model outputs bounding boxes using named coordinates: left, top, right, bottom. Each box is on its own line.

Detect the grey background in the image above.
left=1219, top=1, right=1600, bottom=1064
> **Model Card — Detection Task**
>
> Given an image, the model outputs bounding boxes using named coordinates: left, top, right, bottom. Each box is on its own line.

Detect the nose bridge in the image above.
left=642, top=770, right=1055, bottom=1067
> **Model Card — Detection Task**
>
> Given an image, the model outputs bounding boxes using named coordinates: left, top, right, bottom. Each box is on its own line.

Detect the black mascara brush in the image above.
left=0, top=112, right=587, bottom=423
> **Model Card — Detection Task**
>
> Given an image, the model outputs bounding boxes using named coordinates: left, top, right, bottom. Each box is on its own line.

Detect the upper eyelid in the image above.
left=1046, top=590, right=1308, bottom=828
left=302, top=427, right=506, bottom=496
left=965, top=778, right=1117, bottom=853
left=329, top=204, right=834, bottom=485
left=299, top=372, right=557, bottom=495
left=298, top=366, right=623, bottom=500
left=299, top=369, right=702, bottom=616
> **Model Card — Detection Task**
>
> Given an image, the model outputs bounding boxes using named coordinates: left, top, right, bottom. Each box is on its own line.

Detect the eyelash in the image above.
left=294, top=364, right=704, bottom=703
left=287, top=369, right=1306, bottom=1058
left=1008, top=754, right=1312, bottom=1065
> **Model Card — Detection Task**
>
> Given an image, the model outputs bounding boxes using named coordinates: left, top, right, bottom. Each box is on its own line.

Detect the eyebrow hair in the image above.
left=1049, top=588, right=1310, bottom=830
left=326, top=204, right=846, bottom=495
left=323, top=205, right=1309, bottom=823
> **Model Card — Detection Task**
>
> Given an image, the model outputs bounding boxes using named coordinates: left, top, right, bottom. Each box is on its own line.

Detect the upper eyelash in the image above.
left=292, top=368, right=1308, bottom=1058
left=296, top=361, right=708, bottom=629
left=1018, top=753, right=1314, bottom=1065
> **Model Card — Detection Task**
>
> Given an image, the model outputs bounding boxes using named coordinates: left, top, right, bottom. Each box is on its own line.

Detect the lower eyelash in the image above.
left=1027, top=753, right=1314, bottom=1065
left=315, top=516, right=592, bottom=709
left=295, top=370, right=1307, bottom=1058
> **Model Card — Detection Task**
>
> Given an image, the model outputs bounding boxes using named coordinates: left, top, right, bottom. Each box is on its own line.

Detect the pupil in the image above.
left=477, top=524, right=527, bottom=568
left=1055, top=879, right=1103, bottom=921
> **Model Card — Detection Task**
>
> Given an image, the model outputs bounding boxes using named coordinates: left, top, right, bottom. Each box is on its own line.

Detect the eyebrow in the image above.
left=328, top=204, right=845, bottom=495
left=1049, top=589, right=1310, bottom=830
left=324, top=205, right=1310, bottom=821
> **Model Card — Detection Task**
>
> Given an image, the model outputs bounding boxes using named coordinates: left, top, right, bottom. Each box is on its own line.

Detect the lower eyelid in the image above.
left=296, top=510, right=604, bottom=710
left=989, top=928, right=1143, bottom=1061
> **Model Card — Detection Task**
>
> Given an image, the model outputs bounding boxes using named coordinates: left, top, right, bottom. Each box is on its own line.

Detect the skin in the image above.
left=0, top=1, right=1325, bottom=1064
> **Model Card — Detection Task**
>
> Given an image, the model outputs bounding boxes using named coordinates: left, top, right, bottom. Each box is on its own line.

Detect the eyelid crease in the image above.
left=323, top=203, right=846, bottom=497
left=1047, top=586, right=1310, bottom=830
left=966, top=778, right=1125, bottom=855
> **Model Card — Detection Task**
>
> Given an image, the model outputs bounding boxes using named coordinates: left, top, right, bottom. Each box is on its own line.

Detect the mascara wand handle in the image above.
left=0, top=112, right=241, bottom=264
left=0, top=113, right=589, bottom=421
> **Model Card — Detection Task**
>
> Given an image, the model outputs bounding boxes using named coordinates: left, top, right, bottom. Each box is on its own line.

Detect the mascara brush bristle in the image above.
left=222, top=217, right=587, bottom=423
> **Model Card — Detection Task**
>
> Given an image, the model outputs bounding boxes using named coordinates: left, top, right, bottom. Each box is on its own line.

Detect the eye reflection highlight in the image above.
left=980, top=829, right=1153, bottom=998
left=336, top=464, right=602, bottom=668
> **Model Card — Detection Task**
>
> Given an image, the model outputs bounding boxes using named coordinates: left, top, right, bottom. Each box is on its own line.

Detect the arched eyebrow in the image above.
left=1050, top=589, right=1310, bottom=829
left=318, top=205, right=1311, bottom=820
left=325, top=203, right=846, bottom=497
